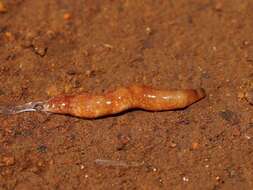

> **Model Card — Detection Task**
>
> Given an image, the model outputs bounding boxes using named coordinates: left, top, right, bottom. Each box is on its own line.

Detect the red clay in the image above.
left=0, top=0, right=253, bottom=189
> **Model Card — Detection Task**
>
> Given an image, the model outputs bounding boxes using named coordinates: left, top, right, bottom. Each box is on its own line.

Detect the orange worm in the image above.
left=39, top=85, right=206, bottom=118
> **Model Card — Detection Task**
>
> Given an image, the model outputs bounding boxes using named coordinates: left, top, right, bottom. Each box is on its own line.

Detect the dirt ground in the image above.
left=0, top=0, right=253, bottom=189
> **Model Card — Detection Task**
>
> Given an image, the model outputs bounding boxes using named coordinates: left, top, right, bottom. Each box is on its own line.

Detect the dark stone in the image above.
left=66, top=69, right=77, bottom=75
left=176, top=118, right=190, bottom=125
left=219, top=109, right=240, bottom=125
left=37, top=145, right=47, bottom=153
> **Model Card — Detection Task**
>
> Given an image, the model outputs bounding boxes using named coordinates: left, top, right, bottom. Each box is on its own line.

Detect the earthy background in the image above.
left=0, top=0, right=253, bottom=189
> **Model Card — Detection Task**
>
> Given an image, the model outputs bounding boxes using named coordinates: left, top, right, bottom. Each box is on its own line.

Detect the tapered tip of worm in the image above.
left=196, top=88, right=206, bottom=100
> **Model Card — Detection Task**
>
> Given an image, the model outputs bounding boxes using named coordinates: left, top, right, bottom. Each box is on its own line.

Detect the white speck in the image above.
left=182, top=176, right=189, bottom=182
left=146, top=94, right=156, bottom=99
left=80, top=165, right=84, bottom=170
left=162, top=96, right=171, bottom=100
left=96, top=100, right=101, bottom=104
left=153, top=168, right=157, bottom=172
left=205, top=164, right=209, bottom=168
left=85, top=174, right=89, bottom=178
left=103, top=43, right=113, bottom=48
left=62, top=103, right=66, bottom=106
left=106, top=101, right=112, bottom=105
left=245, top=134, right=251, bottom=140
left=146, top=27, right=152, bottom=34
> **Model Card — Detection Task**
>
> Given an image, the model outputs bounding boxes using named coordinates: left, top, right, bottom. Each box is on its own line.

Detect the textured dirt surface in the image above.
left=0, top=0, right=253, bottom=189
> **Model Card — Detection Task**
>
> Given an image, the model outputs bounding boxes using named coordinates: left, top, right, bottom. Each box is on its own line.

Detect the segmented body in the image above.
left=42, top=85, right=206, bottom=118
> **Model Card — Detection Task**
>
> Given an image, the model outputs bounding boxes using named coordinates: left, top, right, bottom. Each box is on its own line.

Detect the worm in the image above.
left=40, top=85, right=206, bottom=118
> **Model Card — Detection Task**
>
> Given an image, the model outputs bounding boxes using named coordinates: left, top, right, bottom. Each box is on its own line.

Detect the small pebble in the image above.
left=170, top=142, right=177, bottom=148
left=117, top=133, right=131, bottom=145
left=37, top=161, right=43, bottom=167
left=228, top=169, right=236, bottom=177
left=145, top=27, right=152, bottom=35
left=1, top=168, right=13, bottom=176
left=49, top=160, right=54, bottom=165
left=33, top=46, right=47, bottom=57
left=37, top=145, right=47, bottom=153
left=244, top=134, right=251, bottom=140
left=66, top=69, right=77, bottom=75
left=63, top=13, right=71, bottom=20
left=176, top=118, right=190, bottom=125
left=245, top=90, right=253, bottom=105
left=103, top=43, right=113, bottom=49
left=4, top=31, right=14, bottom=41
left=182, top=176, right=189, bottom=182
left=219, top=109, right=240, bottom=125
left=0, top=156, right=15, bottom=166
left=232, top=128, right=241, bottom=137
left=85, top=70, right=96, bottom=78
left=237, top=91, right=245, bottom=100
left=214, top=1, right=223, bottom=11
left=191, top=142, right=199, bottom=150
left=243, top=40, right=250, bottom=46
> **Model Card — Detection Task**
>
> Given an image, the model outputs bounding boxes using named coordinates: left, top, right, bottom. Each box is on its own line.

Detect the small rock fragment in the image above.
left=237, top=91, right=245, bottom=100
left=66, top=69, right=77, bottom=75
left=170, top=142, right=177, bottom=148
left=176, top=118, right=190, bottom=125
left=4, top=31, right=14, bottom=41
left=182, top=176, right=189, bottom=182
left=116, top=133, right=131, bottom=151
left=191, top=142, right=199, bottom=150
left=33, top=46, right=47, bottom=57
left=0, top=156, right=15, bottom=166
left=243, top=40, right=250, bottom=46
left=228, top=169, right=236, bottom=178
left=63, top=13, right=71, bottom=20
left=245, top=90, right=253, bottom=105
left=232, top=128, right=241, bottom=137
left=219, top=109, right=240, bottom=125
left=37, top=145, right=47, bottom=153
left=214, top=1, right=223, bottom=11
left=145, top=27, right=152, bottom=35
